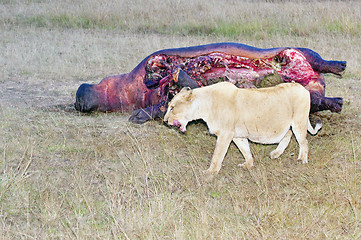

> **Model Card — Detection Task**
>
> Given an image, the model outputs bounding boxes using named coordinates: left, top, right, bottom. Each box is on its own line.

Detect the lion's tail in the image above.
left=308, top=119, right=323, bottom=135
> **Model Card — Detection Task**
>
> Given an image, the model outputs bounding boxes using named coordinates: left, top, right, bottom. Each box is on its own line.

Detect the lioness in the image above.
left=164, top=82, right=322, bottom=174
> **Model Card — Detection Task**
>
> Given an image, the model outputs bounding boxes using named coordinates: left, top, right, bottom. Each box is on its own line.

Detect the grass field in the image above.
left=1, top=0, right=361, bottom=239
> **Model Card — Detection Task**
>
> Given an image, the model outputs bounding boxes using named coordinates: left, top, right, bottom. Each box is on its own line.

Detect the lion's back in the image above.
left=196, top=82, right=310, bottom=142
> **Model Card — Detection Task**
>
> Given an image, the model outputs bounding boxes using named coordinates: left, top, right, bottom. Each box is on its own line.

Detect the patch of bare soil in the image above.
left=0, top=75, right=78, bottom=112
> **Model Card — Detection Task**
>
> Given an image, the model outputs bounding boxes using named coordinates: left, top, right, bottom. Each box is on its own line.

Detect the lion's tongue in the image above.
left=173, top=120, right=186, bottom=132
left=173, top=120, right=181, bottom=127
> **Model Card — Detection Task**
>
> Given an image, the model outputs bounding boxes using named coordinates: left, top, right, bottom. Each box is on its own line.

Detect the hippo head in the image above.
left=74, top=83, right=105, bottom=112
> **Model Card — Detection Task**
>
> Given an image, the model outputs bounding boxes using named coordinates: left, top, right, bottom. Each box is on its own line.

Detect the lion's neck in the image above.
left=189, top=91, right=212, bottom=122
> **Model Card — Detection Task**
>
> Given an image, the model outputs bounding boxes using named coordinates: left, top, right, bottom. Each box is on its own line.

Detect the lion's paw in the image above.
left=270, top=150, right=281, bottom=159
left=238, top=162, right=254, bottom=170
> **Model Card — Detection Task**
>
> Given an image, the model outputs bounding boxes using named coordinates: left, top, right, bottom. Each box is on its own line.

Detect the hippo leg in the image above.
left=310, top=92, right=343, bottom=113
left=296, top=48, right=347, bottom=76
left=129, top=102, right=167, bottom=124
left=323, top=60, right=347, bottom=76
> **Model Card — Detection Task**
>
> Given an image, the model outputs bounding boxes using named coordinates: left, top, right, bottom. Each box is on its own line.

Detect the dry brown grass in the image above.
left=1, top=0, right=360, bottom=239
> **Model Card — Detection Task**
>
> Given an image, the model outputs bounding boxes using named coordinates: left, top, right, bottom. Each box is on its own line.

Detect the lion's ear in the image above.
left=180, top=87, right=191, bottom=92
left=179, top=87, right=193, bottom=101
left=185, top=88, right=193, bottom=101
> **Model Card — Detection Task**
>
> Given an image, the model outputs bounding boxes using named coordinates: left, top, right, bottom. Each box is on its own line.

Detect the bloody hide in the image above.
left=74, top=42, right=346, bottom=123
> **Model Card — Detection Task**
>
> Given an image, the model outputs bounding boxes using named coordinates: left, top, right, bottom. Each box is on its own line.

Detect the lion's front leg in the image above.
left=204, top=134, right=233, bottom=174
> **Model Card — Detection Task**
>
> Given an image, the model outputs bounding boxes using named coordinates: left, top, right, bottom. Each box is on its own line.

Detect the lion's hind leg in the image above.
left=233, top=138, right=254, bottom=170
left=292, top=124, right=309, bottom=164
left=270, top=130, right=292, bottom=159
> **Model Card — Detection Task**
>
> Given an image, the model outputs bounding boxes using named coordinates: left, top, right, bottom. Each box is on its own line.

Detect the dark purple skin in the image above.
left=74, top=42, right=346, bottom=123
left=295, top=48, right=345, bottom=113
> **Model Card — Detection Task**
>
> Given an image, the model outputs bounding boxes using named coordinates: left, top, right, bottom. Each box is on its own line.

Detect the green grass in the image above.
left=5, top=13, right=361, bottom=38
left=2, top=1, right=361, bottom=39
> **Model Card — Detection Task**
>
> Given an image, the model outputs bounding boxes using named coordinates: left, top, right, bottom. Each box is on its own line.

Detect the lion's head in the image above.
left=164, top=87, right=194, bottom=133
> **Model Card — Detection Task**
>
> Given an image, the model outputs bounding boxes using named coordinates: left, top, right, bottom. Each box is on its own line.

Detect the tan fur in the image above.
left=164, top=82, right=322, bottom=174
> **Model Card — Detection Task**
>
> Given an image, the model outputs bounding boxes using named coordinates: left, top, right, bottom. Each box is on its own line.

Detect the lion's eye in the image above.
left=170, top=106, right=174, bottom=111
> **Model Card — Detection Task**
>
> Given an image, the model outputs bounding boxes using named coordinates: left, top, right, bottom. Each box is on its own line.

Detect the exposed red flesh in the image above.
left=144, top=49, right=320, bottom=99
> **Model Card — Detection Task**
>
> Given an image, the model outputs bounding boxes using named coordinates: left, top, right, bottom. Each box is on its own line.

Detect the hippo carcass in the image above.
left=74, top=42, right=346, bottom=123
